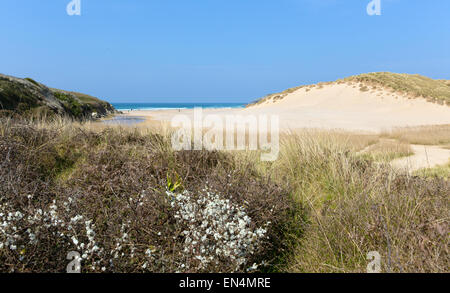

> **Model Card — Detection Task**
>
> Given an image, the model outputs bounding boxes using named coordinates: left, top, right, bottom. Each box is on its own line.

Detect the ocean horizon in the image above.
left=112, top=102, right=246, bottom=111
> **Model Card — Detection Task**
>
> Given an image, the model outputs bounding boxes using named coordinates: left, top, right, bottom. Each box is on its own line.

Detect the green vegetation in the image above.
left=358, top=139, right=414, bottom=162
left=52, top=88, right=105, bottom=105
left=0, top=117, right=303, bottom=273
left=414, top=160, right=450, bottom=179
left=1, top=119, right=448, bottom=273
left=1, top=71, right=449, bottom=273
left=247, top=72, right=450, bottom=107
left=0, top=74, right=116, bottom=120
left=53, top=91, right=83, bottom=118
left=0, top=78, right=40, bottom=110
left=246, top=85, right=306, bottom=107
left=24, top=78, right=39, bottom=86
left=343, top=72, right=450, bottom=105
left=254, top=132, right=448, bottom=272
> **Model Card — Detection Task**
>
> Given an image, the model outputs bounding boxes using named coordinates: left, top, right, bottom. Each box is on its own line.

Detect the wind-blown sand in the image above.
left=125, top=83, right=450, bottom=132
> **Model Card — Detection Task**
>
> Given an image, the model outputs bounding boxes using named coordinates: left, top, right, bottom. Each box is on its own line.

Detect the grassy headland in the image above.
left=0, top=74, right=116, bottom=120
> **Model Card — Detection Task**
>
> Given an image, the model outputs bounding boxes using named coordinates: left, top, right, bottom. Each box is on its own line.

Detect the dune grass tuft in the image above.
left=414, top=160, right=450, bottom=180
left=247, top=72, right=450, bottom=108
left=344, top=72, right=450, bottom=105
left=255, top=132, right=449, bottom=272
left=381, top=125, right=450, bottom=146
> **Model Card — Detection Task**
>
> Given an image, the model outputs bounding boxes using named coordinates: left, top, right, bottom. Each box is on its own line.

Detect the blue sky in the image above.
left=1, top=0, right=449, bottom=103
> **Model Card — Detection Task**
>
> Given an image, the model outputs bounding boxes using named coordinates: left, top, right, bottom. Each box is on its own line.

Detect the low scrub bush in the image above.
left=0, top=118, right=302, bottom=272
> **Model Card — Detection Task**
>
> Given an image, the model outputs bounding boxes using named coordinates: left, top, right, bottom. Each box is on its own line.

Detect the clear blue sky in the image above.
left=1, top=0, right=449, bottom=103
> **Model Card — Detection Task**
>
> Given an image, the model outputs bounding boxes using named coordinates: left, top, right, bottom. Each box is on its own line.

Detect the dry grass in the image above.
left=255, top=132, right=449, bottom=272
left=344, top=72, right=450, bottom=105
left=246, top=85, right=305, bottom=107
left=381, top=125, right=450, bottom=146
left=1, top=117, right=448, bottom=273
left=0, top=117, right=302, bottom=273
left=414, top=160, right=450, bottom=180
left=286, top=129, right=379, bottom=152
left=358, top=139, right=414, bottom=162
left=247, top=72, right=450, bottom=108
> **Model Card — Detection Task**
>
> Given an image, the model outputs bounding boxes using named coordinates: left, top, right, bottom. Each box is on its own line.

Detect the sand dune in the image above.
left=127, top=82, right=450, bottom=133
left=123, top=79, right=450, bottom=171
left=243, top=82, right=450, bottom=131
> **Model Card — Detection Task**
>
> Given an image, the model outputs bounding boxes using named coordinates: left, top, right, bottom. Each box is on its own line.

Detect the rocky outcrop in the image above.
left=0, top=73, right=117, bottom=119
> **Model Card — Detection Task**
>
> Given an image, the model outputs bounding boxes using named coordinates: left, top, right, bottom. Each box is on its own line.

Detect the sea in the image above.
left=112, top=102, right=246, bottom=111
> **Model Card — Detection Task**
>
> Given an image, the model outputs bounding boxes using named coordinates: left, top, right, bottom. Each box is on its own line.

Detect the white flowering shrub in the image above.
left=0, top=197, right=105, bottom=272
left=0, top=119, right=302, bottom=272
left=168, top=188, right=270, bottom=272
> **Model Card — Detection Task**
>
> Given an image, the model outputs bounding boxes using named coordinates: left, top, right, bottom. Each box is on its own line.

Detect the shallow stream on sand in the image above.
left=101, top=116, right=145, bottom=126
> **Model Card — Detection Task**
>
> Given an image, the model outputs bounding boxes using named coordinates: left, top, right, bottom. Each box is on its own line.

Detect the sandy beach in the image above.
left=123, top=83, right=450, bottom=133
left=118, top=82, right=450, bottom=171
